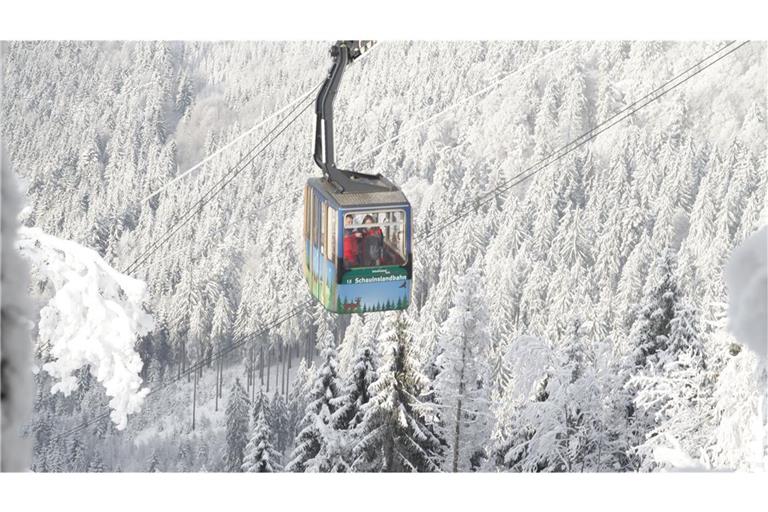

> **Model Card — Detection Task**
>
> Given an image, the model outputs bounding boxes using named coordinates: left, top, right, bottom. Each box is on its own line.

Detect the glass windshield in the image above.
left=342, top=210, right=406, bottom=269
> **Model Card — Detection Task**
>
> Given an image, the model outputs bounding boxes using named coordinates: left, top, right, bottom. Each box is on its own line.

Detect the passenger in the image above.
left=360, top=215, right=384, bottom=266
left=343, top=214, right=362, bottom=268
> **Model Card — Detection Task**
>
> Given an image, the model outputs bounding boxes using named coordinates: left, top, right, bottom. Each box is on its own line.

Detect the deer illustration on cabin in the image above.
left=342, top=297, right=362, bottom=313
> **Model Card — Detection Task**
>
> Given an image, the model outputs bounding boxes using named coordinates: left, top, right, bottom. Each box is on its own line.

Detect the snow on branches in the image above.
left=17, top=227, right=153, bottom=429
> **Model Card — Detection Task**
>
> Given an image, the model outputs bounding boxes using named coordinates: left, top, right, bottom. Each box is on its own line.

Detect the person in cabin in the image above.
left=360, top=214, right=384, bottom=266
left=343, top=214, right=362, bottom=268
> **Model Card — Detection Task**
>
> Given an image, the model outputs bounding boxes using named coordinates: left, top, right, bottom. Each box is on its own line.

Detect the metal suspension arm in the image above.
left=314, top=40, right=391, bottom=193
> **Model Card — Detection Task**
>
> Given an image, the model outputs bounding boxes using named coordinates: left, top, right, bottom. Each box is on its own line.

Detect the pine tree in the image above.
left=286, top=330, right=344, bottom=472
left=491, top=325, right=623, bottom=472
left=628, top=249, right=680, bottom=369
left=176, top=439, right=193, bottom=472
left=435, top=267, right=491, bottom=471
left=175, top=72, right=194, bottom=118
left=332, top=323, right=378, bottom=433
left=44, top=440, right=66, bottom=472
left=338, top=314, right=364, bottom=378
left=210, top=293, right=233, bottom=355
left=251, top=387, right=268, bottom=420
left=242, top=406, right=283, bottom=473
left=286, top=359, right=314, bottom=447
left=147, top=451, right=161, bottom=472
left=619, top=250, right=689, bottom=467
left=88, top=451, right=105, bottom=472
left=224, top=378, right=250, bottom=472
left=68, top=438, right=86, bottom=472
left=631, top=300, right=714, bottom=469
left=269, top=392, right=291, bottom=454
left=352, top=313, right=444, bottom=472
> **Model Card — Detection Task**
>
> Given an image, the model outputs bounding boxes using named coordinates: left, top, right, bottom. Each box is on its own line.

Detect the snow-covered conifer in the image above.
left=224, top=378, right=250, bottom=472
left=353, top=313, right=444, bottom=472
left=435, top=267, right=491, bottom=471
left=286, top=329, right=344, bottom=472
left=242, top=406, right=282, bottom=473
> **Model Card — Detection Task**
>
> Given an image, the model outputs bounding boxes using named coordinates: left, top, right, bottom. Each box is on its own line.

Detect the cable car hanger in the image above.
left=314, top=40, right=398, bottom=194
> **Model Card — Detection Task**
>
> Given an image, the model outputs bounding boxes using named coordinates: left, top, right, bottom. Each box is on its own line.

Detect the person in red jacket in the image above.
left=343, top=214, right=362, bottom=268
left=360, top=215, right=384, bottom=266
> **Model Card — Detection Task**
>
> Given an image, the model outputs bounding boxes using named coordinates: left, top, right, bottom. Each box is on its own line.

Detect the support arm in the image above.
left=314, top=40, right=394, bottom=193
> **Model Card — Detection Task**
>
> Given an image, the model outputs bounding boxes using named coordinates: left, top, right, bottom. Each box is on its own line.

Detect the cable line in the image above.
left=273, top=42, right=578, bottom=209
left=123, top=93, right=315, bottom=276
left=141, top=42, right=381, bottom=203
left=123, top=42, right=384, bottom=275
left=141, top=83, right=323, bottom=204
left=416, top=40, right=750, bottom=246
left=346, top=41, right=578, bottom=168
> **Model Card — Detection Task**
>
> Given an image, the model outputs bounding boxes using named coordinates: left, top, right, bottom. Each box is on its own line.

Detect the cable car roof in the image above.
left=308, top=177, right=410, bottom=209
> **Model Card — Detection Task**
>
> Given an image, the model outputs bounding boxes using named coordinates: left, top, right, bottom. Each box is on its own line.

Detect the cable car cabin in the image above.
left=303, top=178, right=412, bottom=314
left=305, top=40, right=411, bottom=313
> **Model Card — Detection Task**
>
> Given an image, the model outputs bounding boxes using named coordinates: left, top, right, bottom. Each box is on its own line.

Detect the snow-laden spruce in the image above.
left=17, top=226, right=153, bottom=429
left=435, top=266, right=492, bottom=471
left=286, top=312, right=346, bottom=472
left=223, top=378, right=250, bottom=471
left=352, top=313, right=444, bottom=472
left=242, top=392, right=283, bottom=473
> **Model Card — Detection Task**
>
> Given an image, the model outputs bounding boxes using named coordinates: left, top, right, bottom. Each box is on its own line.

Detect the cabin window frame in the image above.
left=342, top=208, right=407, bottom=269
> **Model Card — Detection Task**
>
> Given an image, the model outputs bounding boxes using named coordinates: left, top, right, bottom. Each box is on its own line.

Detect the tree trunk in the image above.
left=274, top=344, right=280, bottom=393
left=245, top=350, right=250, bottom=392
left=215, top=356, right=220, bottom=412
left=218, top=356, right=223, bottom=399
left=280, top=347, right=284, bottom=395
left=259, top=345, right=264, bottom=386
left=192, top=366, right=198, bottom=431
left=251, top=350, right=256, bottom=403
left=266, top=347, right=271, bottom=393
left=287, top=346, right=293, bottom=394
left=452, top=334, right=468, bottom=472
left=452, top=397, right=463, bottom=472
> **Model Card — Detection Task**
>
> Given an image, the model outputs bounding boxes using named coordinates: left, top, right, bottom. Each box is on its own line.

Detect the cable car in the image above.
left=303, top=41, right=412, bottom=314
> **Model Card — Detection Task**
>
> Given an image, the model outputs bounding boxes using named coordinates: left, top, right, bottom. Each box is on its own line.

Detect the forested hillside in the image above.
left=1, top=40, right=765, bottom=472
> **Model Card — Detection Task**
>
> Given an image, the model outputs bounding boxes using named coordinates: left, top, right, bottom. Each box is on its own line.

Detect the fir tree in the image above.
left=224, top=378, right=250, bottom=472
left=269, top=392, right=291, bottom=454
left=631, top=300, right=714, bottom=469
left=352, top=313, right=444, bottom=472
left=435, top=267, right=491, bottom=471
left=210, top=293, right=233, bottom=355
left=286, top=359, right=314, bottom=447
left=628, top=249, right=680, bottom=369
left=68, top=438, right=86, bottom=472
left=286, top=329, right=344, bottom=472
left=332, top=323, right=378, bottom=432
left=242, top=406, right=283, bottom=473
left=147, top=451, right=161, bottom=472
left=88, top=451, right=105, bottom=473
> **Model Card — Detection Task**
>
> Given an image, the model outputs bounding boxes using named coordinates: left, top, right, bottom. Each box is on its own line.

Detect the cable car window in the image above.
left=320, top=201, right=326, bottom=256
left=327, top=205, right=337, bottom=261
left=309, top=188, right=315, bottom=247
left=303, top=186, right=307, bottom=238
left=342, top=209, right=406, bottom=269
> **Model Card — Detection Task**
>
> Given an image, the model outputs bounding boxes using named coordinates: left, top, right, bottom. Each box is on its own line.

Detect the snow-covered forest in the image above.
left=1, top=40, right=766, bottom=472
